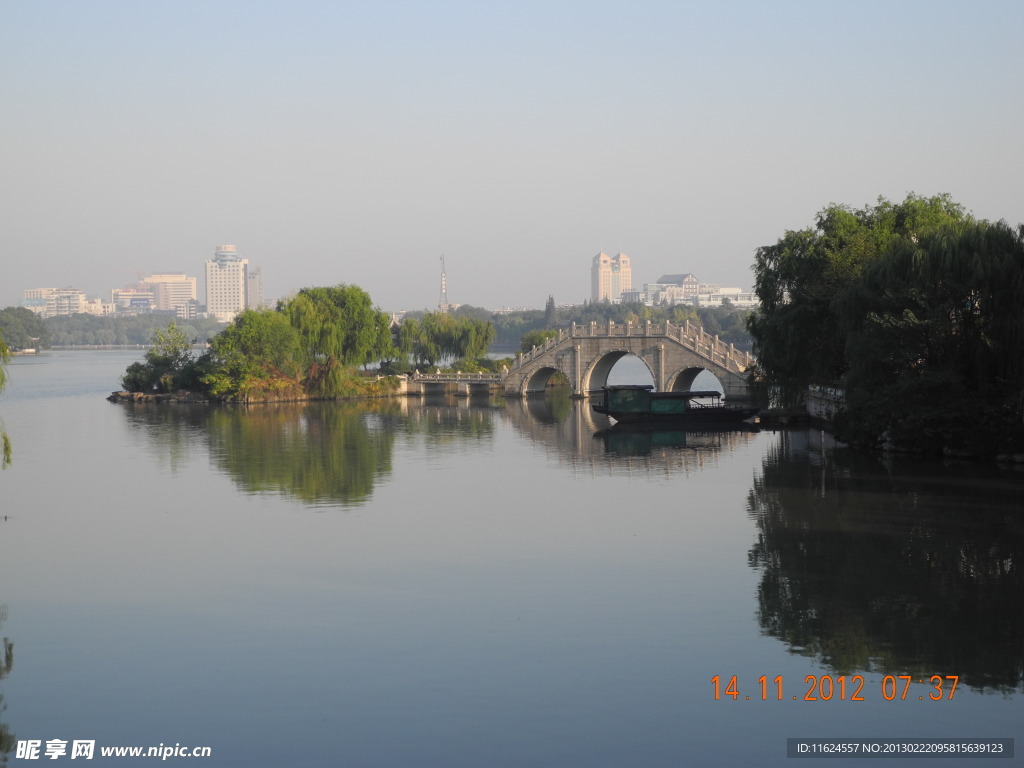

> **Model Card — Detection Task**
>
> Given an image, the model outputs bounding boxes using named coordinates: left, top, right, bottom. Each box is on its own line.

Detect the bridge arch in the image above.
left=520, top=365, right=565, bottom=395
left=582, top=351, right=656, bottom=394
left=667, top=365, right=722, bottom=393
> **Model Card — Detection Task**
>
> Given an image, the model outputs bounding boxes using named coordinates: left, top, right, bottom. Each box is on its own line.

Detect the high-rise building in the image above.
left=205, top=245, right=249, bottom=322
left=591, top=252, right=632, bottom=302
left=22, top=287, right=89, bottom=317
left=143, top=273, right=198, bottom=312
left=111, top=286, right=154, bottom=310
left=245, top=265, right=264, bottom=310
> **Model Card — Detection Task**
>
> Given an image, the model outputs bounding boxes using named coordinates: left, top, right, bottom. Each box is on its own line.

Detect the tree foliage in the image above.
left=747, top=193, right=972, bottom=407
left=520, top=329, right=558, bottom=353
left=397, top=312, right=496, bottom=367
left=200, top=309, right=305, bottom=400
left=119, top=285, right=405, bottom=401
left=749, top=192, right=1024, bottom=454
left=0, top=332, right=10, bottom=466
left=278, top=285, right=395, bottom=396
left=45, top=313, right=225, bottom=346
left=121, top=322, right=202, bottom=393
left=836, top=220, right=1024, bottom=453
left=280, top=285, right=395, bottom=368
left=543, top=295, right=559, bottom=328
left=488, top=301, right=747, bottom=351
left=0, top=307, right=50, bottom=350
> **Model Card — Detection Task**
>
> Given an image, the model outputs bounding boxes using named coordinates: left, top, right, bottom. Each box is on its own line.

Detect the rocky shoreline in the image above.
left=107, top=390, right=214, bottom=404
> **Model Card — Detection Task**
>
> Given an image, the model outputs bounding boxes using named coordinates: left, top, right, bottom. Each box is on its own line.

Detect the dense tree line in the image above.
left=459, top=301, right=752, bottom=351
left=395, top=312, right=495, bottom=368
left=0, top=306, right=51, bottom=350
left=0, top=332, right=9, bottom=465
left=747, top=193, right=1024, bottom=455
left=44, top=312, right=226, bottom=347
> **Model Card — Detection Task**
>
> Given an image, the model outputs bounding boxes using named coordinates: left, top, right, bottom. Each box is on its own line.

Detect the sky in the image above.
left=2, top=0, right=1022, bottom=313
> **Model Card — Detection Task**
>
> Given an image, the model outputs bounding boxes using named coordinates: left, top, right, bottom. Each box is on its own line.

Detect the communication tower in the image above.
left=439, top=255, right=450, bottom=312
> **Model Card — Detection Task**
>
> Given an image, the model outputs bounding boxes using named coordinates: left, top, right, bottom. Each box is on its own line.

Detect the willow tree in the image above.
left=747, top=193, right=971, bottom=406
left=0, top=333, right=10, bottom=466
left=201, top=309, right=305, bottom=400
left=397, top=312, right=495, bottom=366
left=280, top=285, right=395, bottom=396
left=836, top=220, right=1024, bottom=453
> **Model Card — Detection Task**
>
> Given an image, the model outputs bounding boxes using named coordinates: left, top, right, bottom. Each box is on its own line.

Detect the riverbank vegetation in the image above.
left=0, top=306, right=51, bottom=351
left=7, top=284, right=752, bottom=358
left=748, top=193, right=1024, bottom=456
left=119, top=284, right=501, bottom=402
left=0, top=331, right=10, bottom=465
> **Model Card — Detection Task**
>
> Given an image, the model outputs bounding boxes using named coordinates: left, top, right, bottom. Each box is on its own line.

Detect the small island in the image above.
left=109, top=284, right=499, bottom=404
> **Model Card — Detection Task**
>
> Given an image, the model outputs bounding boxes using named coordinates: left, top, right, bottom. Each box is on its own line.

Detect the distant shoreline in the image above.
left=50, top=345, right=150, bottom=350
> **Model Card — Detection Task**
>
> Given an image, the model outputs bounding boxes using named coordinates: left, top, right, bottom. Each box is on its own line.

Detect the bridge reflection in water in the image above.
left=501, top=394, right=761, bottom=477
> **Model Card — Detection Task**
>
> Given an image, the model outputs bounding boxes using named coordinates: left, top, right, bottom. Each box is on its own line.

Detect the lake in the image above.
left=0, top=350, right=1021, bottom=766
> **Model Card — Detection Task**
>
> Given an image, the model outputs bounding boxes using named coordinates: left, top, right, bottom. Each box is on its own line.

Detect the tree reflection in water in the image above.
left=747, top=431, right=1024, bottom=693
left=121, top=398, right=501, bottom=508
left=0, top=606, right=14, bottom=764
left=205, top=403, right=398, bottom=507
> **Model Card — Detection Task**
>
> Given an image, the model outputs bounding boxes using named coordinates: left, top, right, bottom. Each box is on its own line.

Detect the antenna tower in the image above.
left=439, top=255, right=450, bottom=312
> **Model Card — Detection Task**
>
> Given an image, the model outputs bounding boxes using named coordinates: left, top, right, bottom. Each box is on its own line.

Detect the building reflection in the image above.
left=747, top=431, right=1024, bottom=693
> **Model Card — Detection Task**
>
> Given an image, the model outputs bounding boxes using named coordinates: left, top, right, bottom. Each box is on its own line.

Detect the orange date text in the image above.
left=710, top=674, right=959, bottom=701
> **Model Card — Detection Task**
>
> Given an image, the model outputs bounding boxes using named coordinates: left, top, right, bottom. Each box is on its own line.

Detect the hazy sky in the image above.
left=2, top=1, right=1022, bottom=313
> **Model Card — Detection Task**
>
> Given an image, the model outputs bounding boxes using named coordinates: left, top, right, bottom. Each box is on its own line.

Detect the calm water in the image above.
left=0, top=351, right=1021, bottom=767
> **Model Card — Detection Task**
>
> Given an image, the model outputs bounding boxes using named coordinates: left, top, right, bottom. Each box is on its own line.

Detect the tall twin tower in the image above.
left=591, top=252, right=632, bottom=303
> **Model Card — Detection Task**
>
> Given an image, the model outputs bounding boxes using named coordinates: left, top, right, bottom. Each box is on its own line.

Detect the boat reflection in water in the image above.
left=592, top=384, right=760, bottom=425
left=593, top=421, right=760, bottom=456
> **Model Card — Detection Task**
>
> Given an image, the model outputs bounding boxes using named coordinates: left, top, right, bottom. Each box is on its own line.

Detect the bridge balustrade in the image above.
left=413, top=372, right=504, bottom=382
left=512, top=320, right=752, bottom=373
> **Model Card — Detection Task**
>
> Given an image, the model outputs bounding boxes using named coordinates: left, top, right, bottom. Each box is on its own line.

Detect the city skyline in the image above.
left=12, top=245, right=747, bottom=317
left=2, top=2, right=1022, bottom=313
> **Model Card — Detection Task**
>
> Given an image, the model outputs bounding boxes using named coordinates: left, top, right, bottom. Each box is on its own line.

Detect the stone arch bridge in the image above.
left=503, top=320, right=755, bottom=400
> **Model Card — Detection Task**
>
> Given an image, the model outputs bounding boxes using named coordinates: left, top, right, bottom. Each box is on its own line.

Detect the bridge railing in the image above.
left=510, top=320, right=754, bottom=373
left=412, top=372, right=504, bottom=382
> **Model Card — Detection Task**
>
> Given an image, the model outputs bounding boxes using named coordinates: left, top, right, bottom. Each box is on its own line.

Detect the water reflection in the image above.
left=594, top=423, right=759, bottom=456
left=122, top=401, right=401, bottom=508
left=207, top=403, right=399, bottom=507
left=0, top=606, right=15, bottom=765
left=120, top=395, right=770, bottom=504
left=504, top=396, right=761, bottom=476
left=748, top=431, right=1024, bottom=693
left=119, top=398, right=507, bottom=508
left=401, top=394, right=500, bottom=443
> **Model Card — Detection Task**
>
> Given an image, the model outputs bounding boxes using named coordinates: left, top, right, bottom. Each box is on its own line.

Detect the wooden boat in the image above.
left=592, top=385, right=759, bottom=425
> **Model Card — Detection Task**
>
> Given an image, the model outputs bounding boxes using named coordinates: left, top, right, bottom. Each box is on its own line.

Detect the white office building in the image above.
left=143, top=273, right=198, bottom=312
left=205, top=245, right=249, bottom=322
